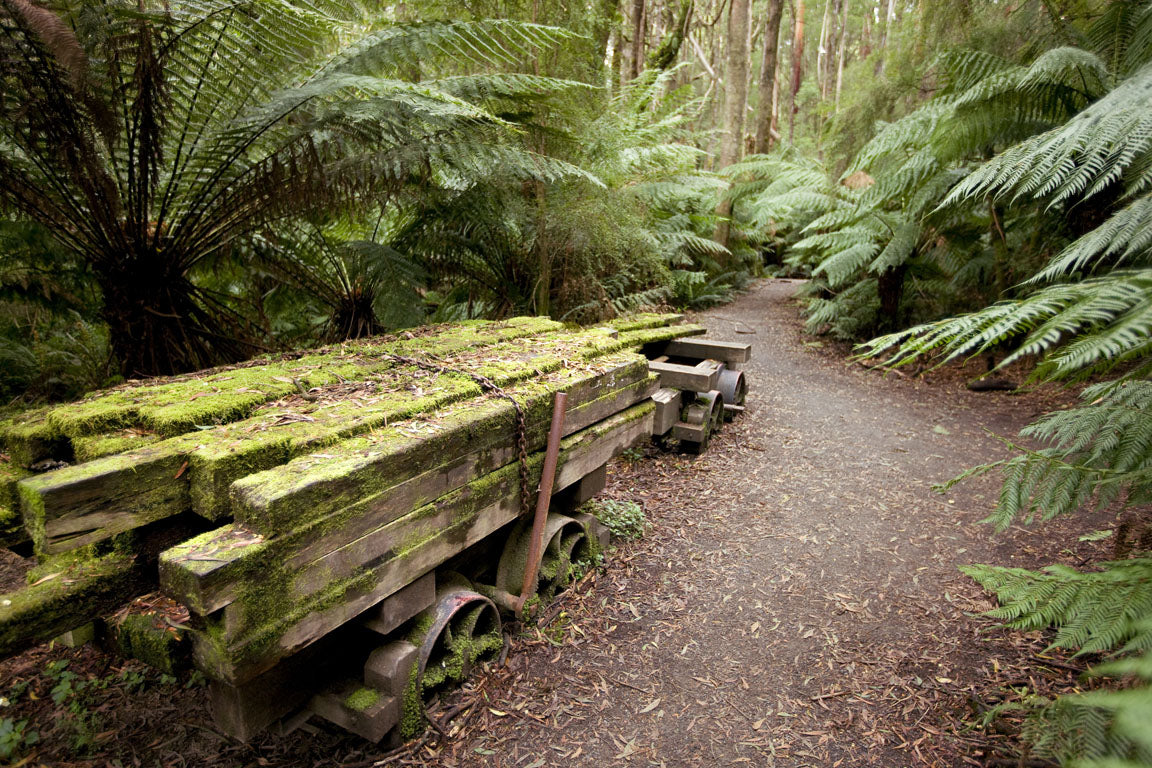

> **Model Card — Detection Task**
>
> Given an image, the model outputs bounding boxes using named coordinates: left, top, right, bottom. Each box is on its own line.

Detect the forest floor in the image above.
left=0, top=279, right=1126, bottom=767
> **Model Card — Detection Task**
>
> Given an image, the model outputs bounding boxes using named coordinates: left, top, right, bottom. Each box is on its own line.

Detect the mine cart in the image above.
left=0, top=313, right=751, bottom=744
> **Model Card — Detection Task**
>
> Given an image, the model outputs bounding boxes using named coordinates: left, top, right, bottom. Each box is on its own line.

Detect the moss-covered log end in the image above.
left=0, top=553, right=141, bottom=657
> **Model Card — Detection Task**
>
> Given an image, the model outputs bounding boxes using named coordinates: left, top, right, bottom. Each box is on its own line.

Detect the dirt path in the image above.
left=2, top=279, right=1113, bottom=767
left=423, top=279, right=1110, bottom=767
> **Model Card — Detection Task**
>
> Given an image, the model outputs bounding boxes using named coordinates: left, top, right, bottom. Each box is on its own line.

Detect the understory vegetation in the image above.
left=2, top=0, right=1152, bottom=764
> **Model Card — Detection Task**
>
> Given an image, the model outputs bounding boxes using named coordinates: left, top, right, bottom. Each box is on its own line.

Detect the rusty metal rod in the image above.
left=515, top=391, right=567, bottom=615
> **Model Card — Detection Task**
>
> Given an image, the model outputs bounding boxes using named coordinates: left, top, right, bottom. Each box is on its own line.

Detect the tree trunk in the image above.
left=817, top=0, right=831, bottom=100
left=789, top=0, right=806, bottom=143
left=754, top=0, right=785, bottom=153
left=876, top=264, right=906, bottom=332
left=877, top=0, right=894, bottom=74
left=713, top=0, right=752, bottom=251
left=834, top=0, right=848, bottom=111
left=646, top=0, right=694, bottom=71
left=630, top=0, right=646, bottom=79
left=593, top=0, right=621, bottom=70
left=97, top=262, right=251, bottom=378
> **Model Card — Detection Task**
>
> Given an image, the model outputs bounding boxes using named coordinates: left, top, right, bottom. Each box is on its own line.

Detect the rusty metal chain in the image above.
left=384, top=353, right=533, bottom=517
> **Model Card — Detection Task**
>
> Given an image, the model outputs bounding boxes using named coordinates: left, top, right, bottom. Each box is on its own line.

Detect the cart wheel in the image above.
left=680, top=390, right=722, bottom=454
left=495, top=513, right=590, bottom=613
left=717, top=368, right=747, bottom=420
left=409, top=576, right=502, bottom=697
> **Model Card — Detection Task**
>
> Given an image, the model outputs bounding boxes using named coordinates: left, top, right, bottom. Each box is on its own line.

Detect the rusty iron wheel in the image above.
left=411, top=576, right=502, bottom=698
left=495, top=513, right=590, bottom=613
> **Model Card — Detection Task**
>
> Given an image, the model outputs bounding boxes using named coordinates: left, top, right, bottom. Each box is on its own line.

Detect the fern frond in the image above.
left=944, top=63, right=1152, bottom=207
left=962, top=559, right=1152, bottom=654
left=1032, top=192, right=1152, bottom=281
left=857, top=269, right=1152, bottom=380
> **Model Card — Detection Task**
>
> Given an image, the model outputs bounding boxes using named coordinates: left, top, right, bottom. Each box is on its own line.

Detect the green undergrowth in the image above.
left=584, top=498, right=648, bottom=540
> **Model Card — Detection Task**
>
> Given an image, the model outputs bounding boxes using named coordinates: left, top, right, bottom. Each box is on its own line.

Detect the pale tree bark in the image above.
left=754, top=0, right=785, bottom=153
left=834, top=0, right=848, bottom=111
left=714, top=0, right=751, bottom=250
left=817, top=0, right=831, bottom=99
left=593, top=0, right=622, bottom=71
left=789, top=0, right=806, bottom=143
left=877, top=0, right=894, bottom=74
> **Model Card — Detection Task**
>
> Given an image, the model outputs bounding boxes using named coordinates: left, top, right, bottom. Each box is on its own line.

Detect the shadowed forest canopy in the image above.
left=2, top=0, right=1152, bottom=764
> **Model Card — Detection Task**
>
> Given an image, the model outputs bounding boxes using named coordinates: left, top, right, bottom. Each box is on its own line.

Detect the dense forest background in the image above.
left=2, top=1, right=1151, bottom=765
left=5, top=0, right=1127, bottom=395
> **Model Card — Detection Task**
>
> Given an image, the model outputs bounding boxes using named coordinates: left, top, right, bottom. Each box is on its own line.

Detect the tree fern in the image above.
left=860, top=270, right=1152, bottom=379
left=963, top=559, right=1152, bottom=654
left=0, top=2, right=586, bottom=373
left=944, top=63, right=1152, bottom=208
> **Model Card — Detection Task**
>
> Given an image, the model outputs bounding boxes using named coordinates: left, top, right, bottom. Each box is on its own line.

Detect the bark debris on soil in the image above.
left=0, top=279, right=1124, bottom=767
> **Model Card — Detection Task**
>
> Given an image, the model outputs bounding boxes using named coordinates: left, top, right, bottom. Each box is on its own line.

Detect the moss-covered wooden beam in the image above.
left=1, top=459, right=31, bottom=548
left=9, top=330, right=569, bottom=552
left=160, top=360, right=656, bottom=616
left=0, top=553, right=143, bottom=657
left=0, top=317, right=562, bottom=468
left=18, top=320, right=694, bottom=555
left=604, top=313, right=686, bottom=332
left=183, top=402, right=654, bottom=684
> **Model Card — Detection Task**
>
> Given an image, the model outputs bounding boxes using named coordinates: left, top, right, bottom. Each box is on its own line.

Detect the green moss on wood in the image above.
left=0, top=553, right=140, bottom=657
left=0, top=407, right=65, bottom=468
left=111, top=612, right=189, bottom=674
left=603, top=312, right=685, bottom=332
left=344, top=687, right=381, bottom=711
left=72, top=430, right=162, bottom=462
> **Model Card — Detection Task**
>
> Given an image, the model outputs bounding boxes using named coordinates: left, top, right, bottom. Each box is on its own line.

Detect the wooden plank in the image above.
left=1, top=460, right=31, bottom=547
left=673, top=421, right=708, bottom=441
left=233, top=357, right=652, bottom=535
left=664, top=338, right=752, bottom=364
left=0, top=554, right=142, bottom=657
left=650, top=388, right=684, bottom=436
left=46, top=316, right=566, bottom=441
left=19, top=441, right=194, bottom=554
left=605, top=313, right=686, bottom=332
left=359, top=573, right=435, bottom=637
left=648, top=360, right=722, bottom=392
left=311, top=683, right=400, bottom=743
left=159, top=367, right=655, bottom=616
left=22, top=329, right=657, bottom=553
left=208, top=638, right=332, bottom=741
left=186, top=403, right=654, bottom=684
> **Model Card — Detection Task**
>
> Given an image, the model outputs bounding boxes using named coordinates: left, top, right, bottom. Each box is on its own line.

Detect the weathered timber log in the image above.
left=0, top=317, right=564, bottom=465
left=360, top=573, right=435, bottom=637
left=1, top=460, right=31, bottom=547
left=607, top=314, right=685, bottom=332
left=21, top=322, right=698, bottom=554
left=663, top=338, right=752, bottom=364
left=311, top=682, right=401, bottom=743
left=650, top=388, right=684, bottom=436
left=160, top=361, right=656, bottom=616
left=208, top=637, right=336, bottom=741
left=648, top=360, right=723, bottom=391
left=72, top=430, right=163, bottom=462
left=233, top=356, right=653, bottom=536
left=0, top=553, right=143, bottom=657
left=17, top=438, right=197, bottom=554
left=183, top=402, right=654, bottom=684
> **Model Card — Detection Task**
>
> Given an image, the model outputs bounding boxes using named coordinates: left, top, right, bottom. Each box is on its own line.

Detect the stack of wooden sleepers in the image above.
left=0, top=312, right=751, bottom=744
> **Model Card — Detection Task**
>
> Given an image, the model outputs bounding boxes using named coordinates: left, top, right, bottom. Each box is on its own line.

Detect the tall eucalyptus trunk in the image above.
left=714, top=0, right=752, bottom=251
left=789, top=0, right=806, bottom=143
left=754, top=0, right=786, bottom=153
